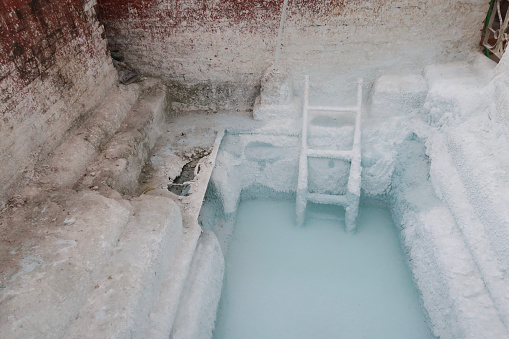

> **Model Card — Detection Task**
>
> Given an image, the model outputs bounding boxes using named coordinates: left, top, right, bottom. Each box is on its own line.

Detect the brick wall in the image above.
left=96, top=0, right=490, bottom=111
left=0, top=0, right=116, bottom=205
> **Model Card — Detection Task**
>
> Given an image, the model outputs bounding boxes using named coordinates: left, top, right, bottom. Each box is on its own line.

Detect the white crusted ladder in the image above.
left=296, top=76, right=363, bottom=232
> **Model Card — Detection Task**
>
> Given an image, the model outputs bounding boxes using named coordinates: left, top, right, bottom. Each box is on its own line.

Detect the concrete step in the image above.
left=369, top=74, right=427, bottom=118
left=40, top=83, right=143, bottom=190
left=432, top=127, right=509, bottom=329
left=79, top=79, right=167, bottom=195
left=391, top=137, right=508, bottom=339
left=421, top=58, right=494, bottom=126
left=394, top=202, right=507, bottom=339
left=66, top=195, right=182, bottom=338
left=0, top=192, right=133, bottom=338
left=445, top=119, right=509, bottom=269
left=0, top=78, right=176, bottom=338
left=143, top=131, right=226, bottom=338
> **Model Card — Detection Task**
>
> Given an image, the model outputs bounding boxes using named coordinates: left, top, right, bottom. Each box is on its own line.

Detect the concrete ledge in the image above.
left=43, top=83, right=142, bottom=189
left=390, top=137, right=508, bottom=339
left=171, top=231, right=225, bottom=339
left=80, top=79, right=167, bottom=195
left=144, top=222, right=202, bottom=339
left=0, top=192, right=133, bottom=338
left=66, top=195, right=182, bottom=338
left=144, top=131, right=226, bottom=338
left=435, top=126, right=509, bottom=328
left=369, top=74, right=427, bottom=118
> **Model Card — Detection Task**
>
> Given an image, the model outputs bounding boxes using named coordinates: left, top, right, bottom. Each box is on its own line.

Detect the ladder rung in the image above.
left=308, top=105, right=358, bottom=113
left=307, top=149, right=353, bottom=161
left=307, top=193, right=348, bottom=206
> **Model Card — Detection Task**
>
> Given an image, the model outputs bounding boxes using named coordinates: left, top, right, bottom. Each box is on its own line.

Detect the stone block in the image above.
left=370, top=74, right=427, bottom=118
left=260, top=68, right=293, bottom=106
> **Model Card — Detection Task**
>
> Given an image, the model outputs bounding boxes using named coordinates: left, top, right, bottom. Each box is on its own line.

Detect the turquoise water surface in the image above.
left=213, top=200, right=434, bottom=339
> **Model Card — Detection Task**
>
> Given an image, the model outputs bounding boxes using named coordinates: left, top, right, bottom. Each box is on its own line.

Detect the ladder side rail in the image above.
left=347, top=78, right=363, bottom=196
left=296, top=75, right=310, bottom=225
left=345, top=78, right=363, bottom=232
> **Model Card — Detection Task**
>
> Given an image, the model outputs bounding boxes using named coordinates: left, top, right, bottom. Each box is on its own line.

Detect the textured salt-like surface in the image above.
left=213, top=200, right=433, bottom=339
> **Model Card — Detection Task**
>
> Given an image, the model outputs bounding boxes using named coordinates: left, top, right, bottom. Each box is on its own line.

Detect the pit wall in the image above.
left=203, top=127, right=503, bottom=339
left=202, top=113, right=416, bottom=256
left=96, top=0, right=489, bottom=112
left=202, top=125, right=505, bottom=339
left=0, top=0, right=116, bottom=206
left=200, top=54, right=509, bottom=338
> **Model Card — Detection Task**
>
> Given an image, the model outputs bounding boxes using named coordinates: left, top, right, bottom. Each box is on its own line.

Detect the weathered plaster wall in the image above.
left=0, top=0, right=116, bottom=205
left=97, top=0, right=490, bottom=111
